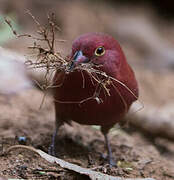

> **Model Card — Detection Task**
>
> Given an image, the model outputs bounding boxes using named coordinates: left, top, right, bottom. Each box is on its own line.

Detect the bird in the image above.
left=49, top=32, right=138, bottom=166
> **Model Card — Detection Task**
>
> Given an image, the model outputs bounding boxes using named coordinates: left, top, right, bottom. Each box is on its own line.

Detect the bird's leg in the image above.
left=104, top=133, right=116, bottom=167
left=48, top=121, right=62, bottom=156
left=101, top=126, right=116, bottom=167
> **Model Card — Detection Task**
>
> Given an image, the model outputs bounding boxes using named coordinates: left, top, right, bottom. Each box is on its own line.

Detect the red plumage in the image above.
left=50, top=33, right=138, bottom=165
left=53, top=33, right=138, bottom=128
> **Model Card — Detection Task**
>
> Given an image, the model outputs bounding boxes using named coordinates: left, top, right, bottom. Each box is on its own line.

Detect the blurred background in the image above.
left=0, top=0, right=174, bottom=178
left=0, top=0, right=174, bottom=106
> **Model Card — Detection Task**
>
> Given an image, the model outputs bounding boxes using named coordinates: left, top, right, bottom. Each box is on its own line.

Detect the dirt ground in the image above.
left=0, top=1, right=174, bottom=179
left=0, top=89, right=173, bottom=180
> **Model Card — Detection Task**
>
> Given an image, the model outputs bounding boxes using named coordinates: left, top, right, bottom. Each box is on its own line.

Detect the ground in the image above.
left=1, top=1, right=174, bottom=179
left=0, top=89, right=174, bottom=180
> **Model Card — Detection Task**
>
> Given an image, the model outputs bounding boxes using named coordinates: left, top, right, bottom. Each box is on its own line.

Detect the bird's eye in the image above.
left=94, top=46, right=105, bottom=56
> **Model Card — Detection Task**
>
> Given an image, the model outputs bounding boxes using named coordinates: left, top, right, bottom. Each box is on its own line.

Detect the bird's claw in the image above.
left=100, top=153, right=116, bottom=167
left=108, top=158, right=116, bottom=167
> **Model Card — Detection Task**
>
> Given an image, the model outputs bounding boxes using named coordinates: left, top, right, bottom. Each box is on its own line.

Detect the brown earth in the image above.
left=0, top=89, right=173, bottom=179
left=1, top=1, right=174, bottom=179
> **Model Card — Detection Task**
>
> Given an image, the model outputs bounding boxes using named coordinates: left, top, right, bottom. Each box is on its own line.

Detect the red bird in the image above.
left=49, top=33, right=138, bottom=166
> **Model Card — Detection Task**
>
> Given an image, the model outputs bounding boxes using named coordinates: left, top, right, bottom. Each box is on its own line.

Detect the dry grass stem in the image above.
left=5, top=13, right=139, bottom=113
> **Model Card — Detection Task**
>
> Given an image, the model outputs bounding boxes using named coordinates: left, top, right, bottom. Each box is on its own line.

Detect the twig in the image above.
left=2, top=145, right=156, bottom=180
left=5, top=12, right=140, bottom=115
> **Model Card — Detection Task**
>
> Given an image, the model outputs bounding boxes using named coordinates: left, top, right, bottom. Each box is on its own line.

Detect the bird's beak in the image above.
left=69, top=50, right=89, bottom=70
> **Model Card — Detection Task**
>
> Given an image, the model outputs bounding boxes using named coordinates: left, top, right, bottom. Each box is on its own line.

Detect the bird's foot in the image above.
left=108, top=157, right=116, bottom=167
left=100, top=153, right=116, bottom=167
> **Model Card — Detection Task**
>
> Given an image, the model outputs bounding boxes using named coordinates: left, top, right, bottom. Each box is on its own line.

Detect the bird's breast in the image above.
left=53, top=70, right=134, bottom=126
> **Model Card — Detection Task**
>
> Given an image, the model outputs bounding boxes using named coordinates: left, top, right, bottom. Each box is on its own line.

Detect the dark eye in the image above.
left=94, top=46, right=105, bottom=56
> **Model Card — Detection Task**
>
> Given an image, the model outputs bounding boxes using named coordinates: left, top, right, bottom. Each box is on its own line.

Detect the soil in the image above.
left=1, top=1, right=174, bottom=179
left=0, top=89, right=173, bottom=180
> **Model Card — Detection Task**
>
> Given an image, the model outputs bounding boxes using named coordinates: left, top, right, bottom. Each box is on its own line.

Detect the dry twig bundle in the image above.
left=5, top=12, right=139, bottom=114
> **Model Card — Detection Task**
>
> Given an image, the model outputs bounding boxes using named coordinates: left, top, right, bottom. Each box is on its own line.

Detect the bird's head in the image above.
left=69, top=33, right=126, bottom=74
